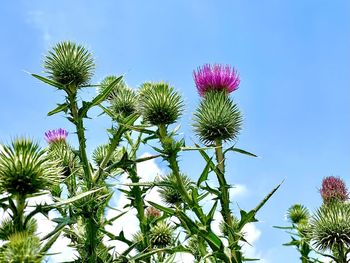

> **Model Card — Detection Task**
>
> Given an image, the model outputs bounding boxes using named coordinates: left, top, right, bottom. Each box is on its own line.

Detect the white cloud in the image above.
left=26, top=194, right=77, bottom=262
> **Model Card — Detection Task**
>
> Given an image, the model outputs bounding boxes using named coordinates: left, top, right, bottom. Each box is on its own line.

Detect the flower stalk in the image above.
left=67, top=90, right=92, bottom=188
left=214, top=139, right=235, bottom=250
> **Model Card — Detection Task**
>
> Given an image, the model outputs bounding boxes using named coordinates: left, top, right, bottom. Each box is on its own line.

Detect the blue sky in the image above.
left=0, top=1, right=350, bottom=262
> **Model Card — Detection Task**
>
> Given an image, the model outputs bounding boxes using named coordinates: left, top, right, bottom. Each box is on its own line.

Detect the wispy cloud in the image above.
left=26, top=10, right=52, bottom=46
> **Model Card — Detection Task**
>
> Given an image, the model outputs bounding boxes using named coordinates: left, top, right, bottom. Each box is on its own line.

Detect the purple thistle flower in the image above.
left=193, top=64, right=240, bottom=96
left=45, top=128, right=68, bottom=144
left=320, top=176, right=349, bottom=204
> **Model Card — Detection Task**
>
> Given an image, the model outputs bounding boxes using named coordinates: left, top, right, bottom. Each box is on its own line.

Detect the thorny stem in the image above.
left=127, top=133, right=150, bottom=259
left=214, top=139, right=235, bottom=254
left=157, top=125, right=223, bottom=261
left=67, top=90, right=92, bottom=188
left=14, top=195, right=26, bottom=232
left=67, top=88, right=97, bottom=262
left=93, top=125, right=124, bottom=183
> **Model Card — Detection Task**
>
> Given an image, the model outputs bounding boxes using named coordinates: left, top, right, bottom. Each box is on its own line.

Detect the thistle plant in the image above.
left=279, top=177, right=350, bottom=263
left=0, top=43, right=281, bottom=263
left=0, top=138, right=64, bottom=261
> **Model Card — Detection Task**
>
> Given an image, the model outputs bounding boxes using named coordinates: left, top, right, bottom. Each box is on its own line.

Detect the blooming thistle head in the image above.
left=320, top=176, right=349, bottom=204
left=193, top=64, right=240, bottom=96
left=45, top=128, right=68, bottom=144
left=146, top=206, right=161, bottom=219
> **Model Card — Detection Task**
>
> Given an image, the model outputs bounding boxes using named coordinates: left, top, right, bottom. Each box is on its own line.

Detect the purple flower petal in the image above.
left=45, top=128, right=68, bottom=143
left=320, top=176, right=349, bottom=203
left=193, top=64, right=240, bottom=96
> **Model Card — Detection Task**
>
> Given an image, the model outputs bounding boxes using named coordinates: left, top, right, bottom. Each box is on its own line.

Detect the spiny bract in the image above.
left=193, top=91, right=242, bottom=144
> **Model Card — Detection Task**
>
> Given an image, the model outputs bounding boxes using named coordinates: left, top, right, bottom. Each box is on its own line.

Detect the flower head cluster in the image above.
left=320, top=176, right=349, bottom=204
left=193, top=64, right=240, bottom=96
left=45, top=128, right=68, bottom=144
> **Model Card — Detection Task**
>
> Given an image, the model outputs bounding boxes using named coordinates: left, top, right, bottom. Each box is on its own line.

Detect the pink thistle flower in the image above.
left=320, top=176, right=349, bottom=204
left=45, top=128, right=68, bottom=144
left=193, top=64, right=240, bottom=96
left=145, top=207, right=161, bottom=218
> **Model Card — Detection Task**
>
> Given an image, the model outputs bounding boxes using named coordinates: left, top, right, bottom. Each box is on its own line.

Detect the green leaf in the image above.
left=32, top=74, right=64, bottom=89
left=194, top=143, right=220, bottom=175
left=47, top=103, right=69, bottom=116
left=224, top=146, right=258, bottom=158
left=105, top=211, right=128, bottom=225
left=147, top=201, right=176, bottom=215
left=40, top=232, right=61, bottom=255
left=41, top=217, right=74, bottom=240
left=52, top=188, right=102, bottom=207
left=201, top=182, right=220, bottom=197
left=79, top=75, right=123, bottom=118
left=206, top=200, right=218, bottom=225
left=197, top=158, right=212, bottom=186
left=273, top=226, right=294, bottom=230
left=238, top=181, right=283, bottom=230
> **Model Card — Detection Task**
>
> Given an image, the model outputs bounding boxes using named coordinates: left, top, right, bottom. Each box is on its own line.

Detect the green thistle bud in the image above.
left=297, top=220, right=311, bottom=239
left=193, top=91, right=242, bottom=144
left=100, top=75, right=128, bottom=101
left=0, top=218, right=37, bottom=240
left=0, top=232, right=43, bottom=262
left=287, top=204, right=310, bottom=224
left=132, top=231, right=145, bottom=252
left=44, top=41, right=95, bottom=89
left=47, top=139, right=80, bottom=178
left=92, top=144, right=120, bottom=167
left=219, top=215, right=240, bottom=236
left=149, top=222, right=174, bottom=248
left=158, top=173, right=192, bottom=206
left=311, top=203, right=350, bottom=251
left=187, top=235, right=206, bottom=259
left=0, top=138, right=63, bottom=196
left=101, top=76, right=138, bottom=119
left=138, top=82, right=183, bottom=125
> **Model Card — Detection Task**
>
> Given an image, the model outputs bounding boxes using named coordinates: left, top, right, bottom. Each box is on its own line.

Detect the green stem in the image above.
left=67, top=89, right=97, bottom=261
left=126, top=134, right=150, bottom=259
left=86, top=217, right=98, bottom=263
left=336, top=244, right=347, bottom=263
left=214, top=139, right=235, bottom=250
left=157, top=125, right=210, bottom=241
left=14, top=195, right=26, bottom=231
left=158, top=125, right=192, bottom=205
left=93, top=126, right=124, bottom=183
left=68, top=91, right=92, bottom=188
